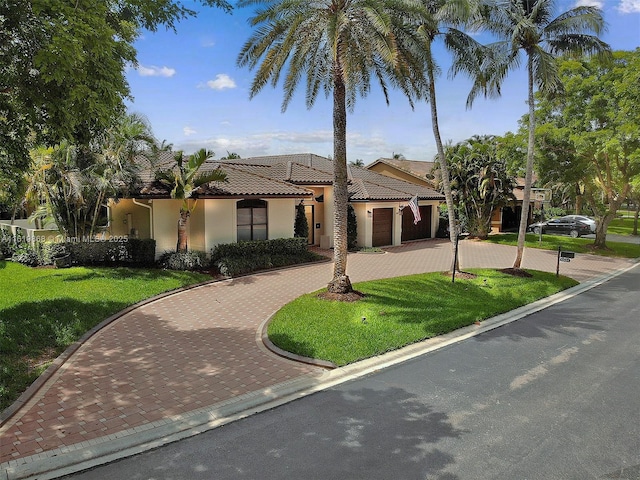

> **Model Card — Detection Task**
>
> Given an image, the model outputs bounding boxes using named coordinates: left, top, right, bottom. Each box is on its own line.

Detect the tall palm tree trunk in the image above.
left=513, top=58, right=536, bottom=269
left=177, top=209, right=189, bottom=252
left=327, top=71, right=353, bottom=294
left=428, top=65, right=459, bottom=273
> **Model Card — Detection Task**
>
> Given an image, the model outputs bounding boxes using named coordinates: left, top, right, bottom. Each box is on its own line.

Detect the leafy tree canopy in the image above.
left=534, top=49, right=640, bottom=247
left=0, top=0, right=231, bottom=203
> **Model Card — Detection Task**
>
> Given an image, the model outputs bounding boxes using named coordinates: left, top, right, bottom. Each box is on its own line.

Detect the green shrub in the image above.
left=159, top=250, right=209, bottom=271
left=294, top=202, right=309, bottom=239
left=0, top=229, right=16, bottom=259
left=61, top=238, right=156, bottom=267
left=10, top=240, right=56, bottom=266
left=211, top=237, right=320, bottom=277
left=11, top=248, right=41, bottom=266
left=347, top=204, right=357, bottom=250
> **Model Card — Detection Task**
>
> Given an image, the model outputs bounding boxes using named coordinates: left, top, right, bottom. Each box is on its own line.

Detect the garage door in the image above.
left=401, top=205, right=432, bottom=242
left=372, top=208, right=393, bottom=247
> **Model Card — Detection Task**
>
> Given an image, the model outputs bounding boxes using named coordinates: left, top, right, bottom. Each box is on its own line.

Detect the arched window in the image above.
left=237, top=199, right=267, bottom=241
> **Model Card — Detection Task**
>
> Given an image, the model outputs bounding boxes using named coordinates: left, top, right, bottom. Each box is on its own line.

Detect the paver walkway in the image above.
left=0, top=240, right=635, bottom=476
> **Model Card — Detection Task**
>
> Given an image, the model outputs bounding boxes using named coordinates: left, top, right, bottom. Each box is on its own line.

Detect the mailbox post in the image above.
left=556, top=246, right=576, bottom=276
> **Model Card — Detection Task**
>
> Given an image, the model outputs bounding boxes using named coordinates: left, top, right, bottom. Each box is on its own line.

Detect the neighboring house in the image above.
left=107, top=153, right=444, bottom=256
left=366, top=158, right=437, bottom=188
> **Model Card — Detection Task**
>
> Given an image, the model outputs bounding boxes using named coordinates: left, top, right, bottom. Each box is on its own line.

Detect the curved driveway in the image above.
left=0, top=239, right=636, bottom=477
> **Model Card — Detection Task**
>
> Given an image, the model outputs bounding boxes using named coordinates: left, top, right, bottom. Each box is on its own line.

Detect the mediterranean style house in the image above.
left=107, top=153, right=445, bottom=256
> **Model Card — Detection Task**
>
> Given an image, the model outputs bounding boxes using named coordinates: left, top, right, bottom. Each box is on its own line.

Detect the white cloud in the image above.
left=183, top=126, right=197, bottom=137
left=137, top=65, right=176, bottom=77
left=616, top=0, right=640, bottom=12
left=206, top=74, right=237, bottom=90
left=574, top=0, right=604, bottom=7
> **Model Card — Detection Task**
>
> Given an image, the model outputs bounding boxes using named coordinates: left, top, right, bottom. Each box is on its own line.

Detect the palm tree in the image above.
left=415, top=0, right=490, bottom=273
left=156, top=148, right=227, bottom=252
left=473, top=0, right=610, bottom=269
left=237, top=0, right=429, bottom=294
left=443, top=135, right=516, bottom=239
left=88, top=113, right=156, bottom=236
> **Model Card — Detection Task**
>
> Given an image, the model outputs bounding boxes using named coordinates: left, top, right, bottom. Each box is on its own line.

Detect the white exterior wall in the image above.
left=323, top=186, right=335, bottom=248
left=152, top=199, right=183, bottom=254
left=267, top=198, right=296, bottom=239
left=108, top=199, right=153, bottom=239
left=351, top=203, right=369, bottom=249
left=204, top=199, right=237, bottom=249
left=189, top=200, right=206, bottom=252
left=428, top=200, right=440, bottom=238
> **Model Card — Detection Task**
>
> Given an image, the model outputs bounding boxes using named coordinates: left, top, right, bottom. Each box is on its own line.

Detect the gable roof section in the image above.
left=349, top=167, right=442, bottom=201
left=367, top=158, right=436, bottom=178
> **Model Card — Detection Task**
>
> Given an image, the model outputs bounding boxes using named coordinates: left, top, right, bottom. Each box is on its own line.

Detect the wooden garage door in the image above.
left=401, top=205, right=432, bottom=242
left=372, top=208, right=393, bottom=247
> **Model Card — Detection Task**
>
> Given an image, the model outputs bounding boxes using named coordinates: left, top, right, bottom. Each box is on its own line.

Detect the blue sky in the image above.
left=125, top=0, right=640, bottom=163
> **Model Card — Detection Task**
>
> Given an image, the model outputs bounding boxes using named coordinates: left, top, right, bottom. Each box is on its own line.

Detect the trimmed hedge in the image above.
left=58, top=238, right=156, bottom=267
left=211, top=237, right=320, bottom=277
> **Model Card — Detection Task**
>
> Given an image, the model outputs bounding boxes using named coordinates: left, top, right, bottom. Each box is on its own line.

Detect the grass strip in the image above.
left=0, top=261, right=210, bottom=411
left=268, top=269, right=578, bottom=366
left=484, top=233, right=639, bottom=258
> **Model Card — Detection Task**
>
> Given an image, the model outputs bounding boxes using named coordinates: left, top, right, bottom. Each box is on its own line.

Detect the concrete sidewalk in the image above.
left=1, top=240, right=636, bottom=479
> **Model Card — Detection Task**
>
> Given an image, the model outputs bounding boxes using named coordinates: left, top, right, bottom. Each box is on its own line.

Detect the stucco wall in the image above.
left=189, top=200, right=206, bottom=252
left=152, top=199, right=183, bottom=254
left=204, top=199, right=237, bottom=248
left=267, top=198, right=296, bottom=239
left=108, top=198, right=152, bottom=239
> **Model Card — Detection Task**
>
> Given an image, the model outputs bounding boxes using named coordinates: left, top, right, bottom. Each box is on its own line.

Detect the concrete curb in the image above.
left=2, top=261, right=637, bottom=480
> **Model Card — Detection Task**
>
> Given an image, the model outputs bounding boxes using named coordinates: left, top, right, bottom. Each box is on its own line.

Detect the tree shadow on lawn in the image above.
left=58, top=267, right=206, bottom=283
left=0, top=298, right=130, bottom=356
left=360, top=276, right=521, bottom=330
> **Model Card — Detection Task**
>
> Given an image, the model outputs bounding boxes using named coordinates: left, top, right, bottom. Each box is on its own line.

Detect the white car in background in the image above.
left=564, top=215, right=596, bottom=233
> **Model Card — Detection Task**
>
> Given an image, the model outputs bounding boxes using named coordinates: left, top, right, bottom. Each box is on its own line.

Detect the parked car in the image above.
left=563, top=215, right=596, bottom=233
left=528, top=216, right=593, bottom=238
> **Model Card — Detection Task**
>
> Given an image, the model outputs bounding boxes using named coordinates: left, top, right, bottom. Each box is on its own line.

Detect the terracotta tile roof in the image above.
left=220, top=154, right=442, bottom=201
left=137, top=152, right=443, bottom=202
left=348, top=168, right=442, bottom=201
left=137, top=157, right=312, bottom=198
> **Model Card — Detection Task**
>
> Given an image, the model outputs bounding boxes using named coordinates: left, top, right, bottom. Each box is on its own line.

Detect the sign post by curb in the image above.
left=556, top=246, right=576, bottom=276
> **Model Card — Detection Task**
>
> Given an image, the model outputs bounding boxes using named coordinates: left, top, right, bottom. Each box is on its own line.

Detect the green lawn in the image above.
left=607, top=217, right=639, bottom=236
left=268, top=269, right=578, bottom=366
left=0, top=261, right=211, bottom=411
left=484, top=233, right=639, bottom=258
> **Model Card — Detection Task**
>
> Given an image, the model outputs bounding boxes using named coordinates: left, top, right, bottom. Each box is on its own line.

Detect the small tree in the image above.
left=294, top=202, right=309, bottom=240
left=156, top=149, right=227, bottom=252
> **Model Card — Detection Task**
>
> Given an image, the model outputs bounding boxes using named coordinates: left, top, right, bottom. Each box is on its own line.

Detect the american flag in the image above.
left=409, top=195, right=421, bottom=224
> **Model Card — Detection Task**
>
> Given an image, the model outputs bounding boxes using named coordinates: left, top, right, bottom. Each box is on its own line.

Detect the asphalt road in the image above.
left=67, top=264, right=640, bottom=480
